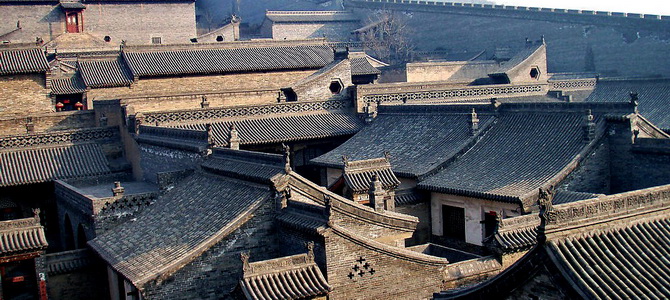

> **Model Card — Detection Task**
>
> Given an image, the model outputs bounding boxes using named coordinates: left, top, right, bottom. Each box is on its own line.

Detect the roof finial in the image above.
left=32, top=208, right=40, bottom=222
left=282, top=144, right=291, bottom=173
left=383, top=151, right=391, bottom=161
left=306, top=241, right=315, bottom=260
left=342, top=155, right=349, bottom=166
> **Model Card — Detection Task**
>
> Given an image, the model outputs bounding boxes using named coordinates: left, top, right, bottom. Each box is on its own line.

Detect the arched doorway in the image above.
left=63, top=214, right=75, bottom=250
left=76, top=224, right=87, bottom=249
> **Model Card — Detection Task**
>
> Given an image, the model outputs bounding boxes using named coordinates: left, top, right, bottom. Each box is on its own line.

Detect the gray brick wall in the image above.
left=559, top=140, right=611, bottom=194
left=0, top=4, right=63, bottom=43
left=1, top=1, right=196, bottom=45
left=138, top=144, right=203, bottom=183
left=352, top=6, right=670, bottom=77
left=272, top=22, right=359, bottom=41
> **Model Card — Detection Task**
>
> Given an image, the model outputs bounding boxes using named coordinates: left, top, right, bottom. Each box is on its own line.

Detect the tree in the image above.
left=359, top=10, right=415, bottom=65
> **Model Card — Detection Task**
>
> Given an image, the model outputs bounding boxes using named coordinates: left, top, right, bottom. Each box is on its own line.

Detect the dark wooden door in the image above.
left=442, top=205, right=465, bottom=241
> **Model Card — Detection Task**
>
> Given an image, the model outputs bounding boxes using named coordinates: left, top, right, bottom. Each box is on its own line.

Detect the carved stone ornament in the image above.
left=241, top=252, right=251, bottom=272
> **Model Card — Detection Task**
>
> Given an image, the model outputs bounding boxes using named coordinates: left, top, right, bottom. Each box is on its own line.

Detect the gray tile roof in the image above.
left=136, top=125, right=209, bottom=153
left=0, top=48, right=49, bottom=75
left=549, top=218, right=670, bottom=299
left=552, top=190, right=598, bottom=205
left=586, top=78, right=670, bottom=131
left=311, top=105, right=495, bottom=177
left=88, top=170, right=273, bottom=288
left=51, top=75, right=87, bottom=95
left=418, top=112, right=598, bottom=203
left=122, top=45, right=334, bottom=78
left=173, top=111, right=363, bottom=146
left=201, top=148, right=285, bottom=184
left=78, top=58, right=133, bottom=88
left=343, top=157, right=400, bottom=193
left=265, top=10, right=359, bottom=23
left=240, top=253, right=331, bottom=300
left=350, top=57, right=381, bottom=76
left=0, top=143, right=111, bottom=187
left=0, top=217, right=48, bottom=254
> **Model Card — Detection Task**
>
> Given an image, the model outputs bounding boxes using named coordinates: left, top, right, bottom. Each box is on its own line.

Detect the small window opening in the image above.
left=216, top=35, right=224, bottom=42
left=104, top=36, right=111, bottom=42
left=530, top=67, right=539, bottom=79
left=329, top=80, right=343, bottom=94
left=151, top=37, right=162, bottom=44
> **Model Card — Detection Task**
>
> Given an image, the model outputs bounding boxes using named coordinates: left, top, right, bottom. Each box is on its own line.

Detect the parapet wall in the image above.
left=347, top=0, right=670, bottom=29
left=346, top=0, right=670, bottom=77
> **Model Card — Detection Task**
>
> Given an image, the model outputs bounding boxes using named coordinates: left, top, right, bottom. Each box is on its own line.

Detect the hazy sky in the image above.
left=494, top=1, right=670, bottom=16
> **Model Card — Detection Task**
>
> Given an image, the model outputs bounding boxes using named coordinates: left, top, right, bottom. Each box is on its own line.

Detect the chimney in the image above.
left=25, top=117, right=35, bottom=133
left=369, top=175, right=386, bottom=212
left=228, top=124, right=240, bottom=150
left=112, top=181, right=125, bottom=197
left=629, top=92, right=639, bottom=113
left=200, top=96, right=210, bottom=108
left=206, top=123, right=215, bottom=148
left=469, top=108, right=479, bottom=135
left=583, top=109, right=596, bottom=142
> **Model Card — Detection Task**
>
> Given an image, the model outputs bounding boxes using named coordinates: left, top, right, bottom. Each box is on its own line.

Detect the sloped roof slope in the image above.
left=586, top=78, right=670, bottom=131
left=123, top=45, right=333, bottom=77
left=418, top=112, right=598, bottom=203
left=89, top=170, right=274, bottom=287
left=0, top=143, right=111, bottom=187
left=311, top=105, right=494, bottom=177
left=0, top=48, right=49, bottom=75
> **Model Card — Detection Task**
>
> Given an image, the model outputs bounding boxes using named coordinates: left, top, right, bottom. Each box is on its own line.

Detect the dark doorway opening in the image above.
left=442, top=205, right=465, bottom=241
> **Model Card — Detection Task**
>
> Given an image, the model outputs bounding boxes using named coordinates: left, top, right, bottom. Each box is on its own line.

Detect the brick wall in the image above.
left=559, top=140, right=611, bottom=194
left=87, top=70, right=314, bottom=111
left=0, top=74, right=51, bottom=118
left=350, top=4, right=670, bottom=77
left=292, top=59, right=352, bottom=102
left=272, top=22, right=360, bottom=41
left=141, top=200, right=278, bottom=299
left=83, top=2, right=196, bottom=45
left=0, top=4, right=63, bottom=43
left=396, top=202, right=431, bottom=246
left=0, top=110, right=96, bottom=135
left=324, top=230, right=445, bottom=299
left=406, top=61, right=499, bottom=83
